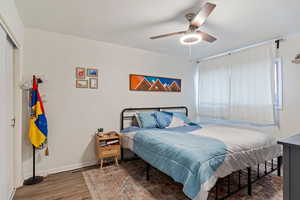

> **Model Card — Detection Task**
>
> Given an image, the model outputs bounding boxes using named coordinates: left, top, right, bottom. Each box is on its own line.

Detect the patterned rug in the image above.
left=82, top=160, right=282, bottom=200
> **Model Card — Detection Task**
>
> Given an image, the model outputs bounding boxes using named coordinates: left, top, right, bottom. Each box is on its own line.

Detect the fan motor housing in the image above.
left=185, top=13, right=196, bottom=22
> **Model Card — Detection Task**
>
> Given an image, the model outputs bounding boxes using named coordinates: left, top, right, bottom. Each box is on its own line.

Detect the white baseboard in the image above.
left=15, top=176, right=24, bottom=188
left=9, top=188, right=16, bottom=200
left=22, top=160, right=98, bottom=184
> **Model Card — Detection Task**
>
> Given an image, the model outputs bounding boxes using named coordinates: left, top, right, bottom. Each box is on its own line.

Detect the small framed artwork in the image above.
left=87, top=68, right=98, bottom=77
left=89, top=78, right=98, bottom=89
left=76, top=67, right=86, bottom=80
left=76, top=80, right=88, bottom=88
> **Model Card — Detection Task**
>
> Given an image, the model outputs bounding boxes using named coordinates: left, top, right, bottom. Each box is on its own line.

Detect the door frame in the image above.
left=0, top=15, right=24, bottom=197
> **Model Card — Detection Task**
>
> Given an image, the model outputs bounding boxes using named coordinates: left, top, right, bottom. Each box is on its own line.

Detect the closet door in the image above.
left=6, top=34, right=15, bottom=200
left=0, top=25, right=7, bottom=200
left=0, top=26, right=15, bottom=200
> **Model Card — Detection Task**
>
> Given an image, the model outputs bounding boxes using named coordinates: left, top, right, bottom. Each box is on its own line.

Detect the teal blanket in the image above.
left=133, top=130, right=227, bottom=199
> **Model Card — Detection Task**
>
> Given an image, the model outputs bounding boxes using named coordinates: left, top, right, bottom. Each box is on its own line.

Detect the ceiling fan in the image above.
left=150, top=2, right=217, bottom=45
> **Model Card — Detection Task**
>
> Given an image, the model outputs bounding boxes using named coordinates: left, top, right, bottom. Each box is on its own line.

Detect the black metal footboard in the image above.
left=211, top=156, right=282, bottom=200
left=145, top=156, right=282, bottom=200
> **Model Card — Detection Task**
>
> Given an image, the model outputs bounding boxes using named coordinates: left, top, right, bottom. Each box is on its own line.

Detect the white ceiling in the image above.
left=15, top=0, right=300, bottom=60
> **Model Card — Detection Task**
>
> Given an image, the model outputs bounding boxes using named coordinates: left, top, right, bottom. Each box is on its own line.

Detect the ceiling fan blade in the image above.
left=197, top=31, right=217, bottom=43
left=191, top=2, right=216, bottom=28
left=150, top=31, right=186, bottom=39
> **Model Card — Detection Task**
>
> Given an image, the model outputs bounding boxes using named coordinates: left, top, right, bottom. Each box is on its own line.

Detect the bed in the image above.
left=120, top=106, right=282, bottom=200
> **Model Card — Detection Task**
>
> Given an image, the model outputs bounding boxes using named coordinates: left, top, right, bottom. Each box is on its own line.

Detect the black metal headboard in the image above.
left=120, top=106, right=188, bottom=130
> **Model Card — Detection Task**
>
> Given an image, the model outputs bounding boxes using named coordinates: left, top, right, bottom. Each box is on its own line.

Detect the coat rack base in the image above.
left=23, top=176, right=44, bottom=185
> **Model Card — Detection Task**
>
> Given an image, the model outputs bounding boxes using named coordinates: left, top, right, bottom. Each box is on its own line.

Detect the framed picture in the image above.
left=76, top=80, right=88, bottom=88
left=87, top=68, right=98, bottom=77
left=76, top=67, right=86, bottom=80
left=129, top=74, right=181, bottom=92
left=89, top=78, right=98, bottom=89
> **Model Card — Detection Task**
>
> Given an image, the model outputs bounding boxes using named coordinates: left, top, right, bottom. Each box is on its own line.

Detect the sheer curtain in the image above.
left=198, top=44, right=274, bottom=124
left=198, top=56, right=230, bottom=119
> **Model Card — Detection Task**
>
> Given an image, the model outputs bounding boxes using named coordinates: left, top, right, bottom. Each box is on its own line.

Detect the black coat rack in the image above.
left=23, top=76, right=44, bottom=185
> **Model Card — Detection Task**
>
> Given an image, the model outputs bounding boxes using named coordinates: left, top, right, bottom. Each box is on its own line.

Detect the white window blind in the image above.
left=198, top=44, right=275, bottom=124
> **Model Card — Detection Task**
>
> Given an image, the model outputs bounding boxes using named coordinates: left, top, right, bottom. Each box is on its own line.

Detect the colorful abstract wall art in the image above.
left=129, top=74, right=181, bottom=92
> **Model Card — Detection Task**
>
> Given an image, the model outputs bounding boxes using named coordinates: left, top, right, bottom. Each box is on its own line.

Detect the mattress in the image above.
left=120, top=125, right=281, bottom=200
left=121, top=130, right=136, bottom=151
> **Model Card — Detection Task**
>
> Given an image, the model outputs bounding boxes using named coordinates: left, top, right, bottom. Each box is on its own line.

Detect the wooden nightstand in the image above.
left=95, top=131, right=121, bottom=168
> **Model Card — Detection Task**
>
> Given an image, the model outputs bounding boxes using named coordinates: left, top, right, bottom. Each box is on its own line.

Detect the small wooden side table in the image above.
left=95, top=131, right=121, bottom=168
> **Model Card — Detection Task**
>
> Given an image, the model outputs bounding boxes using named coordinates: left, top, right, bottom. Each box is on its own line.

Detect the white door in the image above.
left=6, top=32, right=15, bottom=200
left=0, top=26, right=15, bottom=200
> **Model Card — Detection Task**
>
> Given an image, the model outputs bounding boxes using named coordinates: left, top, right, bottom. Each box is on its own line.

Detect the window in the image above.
left=197, top=44, right=275, bottom=124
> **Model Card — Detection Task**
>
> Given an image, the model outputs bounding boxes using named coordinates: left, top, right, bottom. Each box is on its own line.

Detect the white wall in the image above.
left=22, top=28, right=196, bottom=177
left=0, top=0, right=24, bottom=44
left=0, top=0, right=24, bottom=192
left=277, top=34, right=300, bottom=138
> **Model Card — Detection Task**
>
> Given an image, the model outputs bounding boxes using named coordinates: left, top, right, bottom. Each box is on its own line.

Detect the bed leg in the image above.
left=277, top=156, right=282, bottom=176
left=238, top=170, right=241, bottom=189
left=227, top=176, right=231, bottom=194
left=264, top=161, right=267, bottom=175
left=215, top=181, right=218, bottom=200
left=247, top=167, right=252, bottom=196
left=146, top=163, right=150, bottom=181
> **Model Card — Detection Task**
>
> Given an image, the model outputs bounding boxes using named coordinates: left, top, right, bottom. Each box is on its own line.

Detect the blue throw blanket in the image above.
left=133, top=130, right=227, bottom=199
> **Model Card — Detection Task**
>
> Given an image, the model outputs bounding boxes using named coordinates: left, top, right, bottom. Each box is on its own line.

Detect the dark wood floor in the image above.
left=14, top=170, right=92, bottom=200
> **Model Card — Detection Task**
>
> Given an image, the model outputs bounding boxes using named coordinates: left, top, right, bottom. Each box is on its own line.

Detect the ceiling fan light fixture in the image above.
left=180, top=33, right=202, bottom=45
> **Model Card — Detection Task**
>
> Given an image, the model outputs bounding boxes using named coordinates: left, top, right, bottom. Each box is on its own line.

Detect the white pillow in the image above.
left=166, top=116, right=186, bottom=128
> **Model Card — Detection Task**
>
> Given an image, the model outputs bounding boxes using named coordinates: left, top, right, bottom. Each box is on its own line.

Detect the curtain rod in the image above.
left=196, top=36, right=283, bottom=63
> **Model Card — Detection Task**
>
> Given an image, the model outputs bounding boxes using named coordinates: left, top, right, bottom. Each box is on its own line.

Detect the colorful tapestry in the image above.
left=130, top=74, right=181, bottom=92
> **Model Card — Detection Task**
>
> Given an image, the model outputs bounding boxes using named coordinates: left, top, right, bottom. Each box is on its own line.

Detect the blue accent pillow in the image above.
left=135, top=112, right=158, bottom=128
left=153, top=111, right=174, bottom=128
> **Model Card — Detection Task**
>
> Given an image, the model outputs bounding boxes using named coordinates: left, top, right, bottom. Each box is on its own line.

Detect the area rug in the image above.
left=82, top=160, right=282, bottom=200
